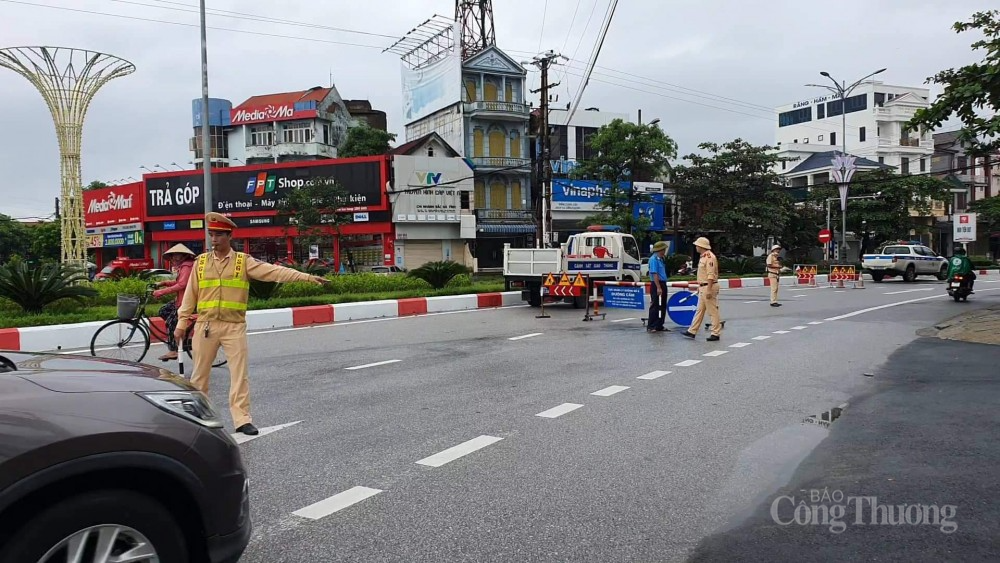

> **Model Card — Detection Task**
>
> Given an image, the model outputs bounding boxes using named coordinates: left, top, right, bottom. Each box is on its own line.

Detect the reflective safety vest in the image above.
left=195, top=251, right=251, bottom=322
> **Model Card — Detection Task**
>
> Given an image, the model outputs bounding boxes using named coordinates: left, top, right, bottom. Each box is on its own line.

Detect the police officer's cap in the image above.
left=206, top=212, right=237, bottom=232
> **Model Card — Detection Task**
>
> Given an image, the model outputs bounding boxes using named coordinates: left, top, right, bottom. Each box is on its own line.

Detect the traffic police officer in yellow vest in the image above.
left=175, top=212, right=329, bottom=435
left=766, top=244, right=783, bottom=307
left=682, top=237, right=723, bottom=341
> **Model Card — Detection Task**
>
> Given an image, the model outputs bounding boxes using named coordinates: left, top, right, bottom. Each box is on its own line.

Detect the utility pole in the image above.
left=527, top=50, right=563, bottom=248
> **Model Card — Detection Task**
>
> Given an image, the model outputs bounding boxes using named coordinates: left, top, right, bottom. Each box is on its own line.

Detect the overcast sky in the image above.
left=0, top=0, right=991, bottom=219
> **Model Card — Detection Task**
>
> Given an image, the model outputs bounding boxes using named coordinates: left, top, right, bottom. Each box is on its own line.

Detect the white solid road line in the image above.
left=703, top=350, right=728, bottom=357
left=536, top=403, right=584, bottom=418
left=808, top=321, right=824, bottom=325
left=345, top=359, right=401, bottom=371
left=824, top=288, right=1000, bottom=322
left=509, top=333, right=543, bottom=341
left=416, top=435, right=503, bottom=468
left=752, top=335, right=771, bottom=340
left=790, top=326, right=808, bottom=330
left=773, top=330, right=790, bottom=334
left=232, top=420, right=303, bottom=445
left=637, top=370, right=671, bottom=380
left=610, top=317, right=637, bottom=323
left=591, top=385, right=630, bottom=397
left=292, top=486, right=383, bottom=520
left=729, top=342, right=752, bottom=348
left=743, top=301, right=762, bottom=304
left=883, top=288, right=935, bottom=295
left=675, top=359, right=702, bottom=367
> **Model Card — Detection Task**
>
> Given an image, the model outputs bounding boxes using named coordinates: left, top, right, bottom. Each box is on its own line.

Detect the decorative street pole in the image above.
left=806, top=68, right=885, bottom=261
left=0, top=47, right=134, bottom=265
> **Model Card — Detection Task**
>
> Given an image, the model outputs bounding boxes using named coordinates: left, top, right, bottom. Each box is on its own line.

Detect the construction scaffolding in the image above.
left=0, top=46, right=135, bottom=265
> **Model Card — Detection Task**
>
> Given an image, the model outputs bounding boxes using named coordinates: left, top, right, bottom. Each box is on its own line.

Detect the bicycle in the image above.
left=90, top=284, right=227, bottom=368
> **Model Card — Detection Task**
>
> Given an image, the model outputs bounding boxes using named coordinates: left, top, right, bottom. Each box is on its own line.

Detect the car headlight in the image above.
left=137, top=391, right=224, bottom=428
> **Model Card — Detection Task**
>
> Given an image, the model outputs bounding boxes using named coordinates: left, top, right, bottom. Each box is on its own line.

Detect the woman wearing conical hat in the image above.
left=153, top=243, right=197, bottom=361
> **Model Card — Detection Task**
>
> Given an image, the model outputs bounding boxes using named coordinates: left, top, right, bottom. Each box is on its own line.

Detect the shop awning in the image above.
left=478, top=223, right=537, bottom=234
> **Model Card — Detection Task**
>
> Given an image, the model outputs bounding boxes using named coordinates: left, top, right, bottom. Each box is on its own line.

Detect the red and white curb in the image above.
left=0, top=292, right=522, bottom=353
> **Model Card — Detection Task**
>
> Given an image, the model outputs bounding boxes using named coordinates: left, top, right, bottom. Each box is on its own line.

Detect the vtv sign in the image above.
left=415, top=172, right=444, bottom=185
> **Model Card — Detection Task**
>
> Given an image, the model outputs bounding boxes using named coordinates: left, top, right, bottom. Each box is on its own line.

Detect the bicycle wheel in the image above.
left=90, top=320, right=150, bottom=363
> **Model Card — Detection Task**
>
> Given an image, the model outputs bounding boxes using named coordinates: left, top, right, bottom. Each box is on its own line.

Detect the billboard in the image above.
left=391, top=155, right=473, bottom=222
left=145, top=173, right=207, bottom=217
left=84, top=183, right=144, bottom=227
left=217, top=161, right=383, bottom=213
left=954, top=212, right=977, bottom=243
left=552, top=179, right=630, bottom=212
left=401, top=35, right=462, bottom=125
left=229, top=103, right=318, bottom=125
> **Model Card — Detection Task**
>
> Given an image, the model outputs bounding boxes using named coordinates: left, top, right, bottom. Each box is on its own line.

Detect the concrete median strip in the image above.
left=1, top=291, right=524, bottom=353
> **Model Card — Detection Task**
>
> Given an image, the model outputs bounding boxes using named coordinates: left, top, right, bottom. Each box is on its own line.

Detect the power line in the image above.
left=0, top=0, right=388, bottom=49
left=109, top=0, right=401, bottom=39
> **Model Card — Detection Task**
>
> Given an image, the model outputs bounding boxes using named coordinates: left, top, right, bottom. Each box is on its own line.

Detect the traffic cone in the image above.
left=853, top=271, right=865, bottom=289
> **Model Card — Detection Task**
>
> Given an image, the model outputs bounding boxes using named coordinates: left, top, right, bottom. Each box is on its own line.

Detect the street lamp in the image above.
left=198, top=0, right=214, bottom=250
left=806, top=68, right=886, bottom=260
left=140, top=165, right=154, bottom=174
left=824, top=192, right=882, bottom=260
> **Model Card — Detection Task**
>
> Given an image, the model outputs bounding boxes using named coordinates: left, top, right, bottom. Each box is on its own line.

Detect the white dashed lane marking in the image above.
left=292, top=486, right=382, bottom=520
left=536, top=403, right=584, bottom=418
left=509, top=333, right=543, bottom=341
left=773, top=330, right=790, bottom=334
left=415, top=435, right=504, bottom=468
left=637, top=370, right=671, bottom=380
left=232, top=421, right=303, bottom=444
left=790, top=326, right=808, bottom=330
left=345, top=359, right=400, bottom=371
left=752, top=336, right=771, bottom=340
left=703, top=350, right=728, bottom=357
left=675, top=359, right=702, bottom=367
left=729, top=342, right=752, bottom=348
left=591, top=385, right=630, bottom=397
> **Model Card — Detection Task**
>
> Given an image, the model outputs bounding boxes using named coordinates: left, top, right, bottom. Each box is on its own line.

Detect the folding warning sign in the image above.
left=572, top=273, right=587, bottom=288
left=558, top=273, right=571, bottom=286
left=543, top=273, right=557, bottom=287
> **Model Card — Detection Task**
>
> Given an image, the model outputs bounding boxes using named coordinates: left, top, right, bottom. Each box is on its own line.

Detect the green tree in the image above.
left=673, top=139, right=796, bottom=252
left=84, top=180, right=110, bottom=191
left=0, top=214, right=29, bottom=263
left=776, top=206, right=826, bottom=263
left=338, top=123, right=397, bottom=158
left=27, top=221, right=61, bottom=262
left=575, top=119, right=677, bottom=238
left=276, top=177, right=356, bottom=271
left=968, top=196, right=1000, bottom=234
left=907, top=9, right=1000, bottom=153
left=809, top=169, right=951, bottom=254
left=0, top=260, right=96, bottom=313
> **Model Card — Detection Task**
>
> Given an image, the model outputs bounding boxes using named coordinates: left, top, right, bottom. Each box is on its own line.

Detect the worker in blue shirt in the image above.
left=647, top=241, right=669, bottom=332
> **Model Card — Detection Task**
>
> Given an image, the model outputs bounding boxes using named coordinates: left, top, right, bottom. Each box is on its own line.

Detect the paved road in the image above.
left=175, top=278, right=1000, bottom=562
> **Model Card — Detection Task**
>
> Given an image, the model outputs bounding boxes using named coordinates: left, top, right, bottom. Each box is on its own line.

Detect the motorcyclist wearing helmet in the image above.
left=947, top=246, right=976, bottom=291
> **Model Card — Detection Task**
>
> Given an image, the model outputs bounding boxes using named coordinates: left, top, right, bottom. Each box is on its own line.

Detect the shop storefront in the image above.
left=83, top=183, right=148, bottom=269
left=391, top=155, right=477, bottom=270
left=140, top=156, right=395, bottom=270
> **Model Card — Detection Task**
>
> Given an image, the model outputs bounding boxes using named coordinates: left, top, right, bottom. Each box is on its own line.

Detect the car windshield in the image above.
left=99, top=266, right=115, bottom=274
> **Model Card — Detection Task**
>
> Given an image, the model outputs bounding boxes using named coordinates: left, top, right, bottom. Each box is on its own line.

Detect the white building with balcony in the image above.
left=404, top=45, right=533, bottom=269
left=220, top=86, right=352, bottom=166
left=774, top=82, right=935, bottom=182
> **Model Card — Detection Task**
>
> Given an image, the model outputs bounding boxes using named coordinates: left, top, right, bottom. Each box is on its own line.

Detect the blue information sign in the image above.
left=667, top=290, right=699, bottom=326
left=603, top=286, right=646, bottom=310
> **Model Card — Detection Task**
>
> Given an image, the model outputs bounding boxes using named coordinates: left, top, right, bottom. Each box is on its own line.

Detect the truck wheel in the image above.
left=903, top=265, right=916, bottom=283
left=872, top=273, right=885, bottom=283
left=937, top=266, right=949, bottom=281
left=527, top=291, right=541, bottom=307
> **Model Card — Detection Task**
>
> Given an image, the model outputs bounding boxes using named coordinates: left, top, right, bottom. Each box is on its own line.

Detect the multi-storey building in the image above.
left=190, top=88, right=386, bottom=168
left=932, top=131, right=999, bottom=256
left=403, top=45, right=533, bottom=270
left=775, top=82, right=935, bottom=183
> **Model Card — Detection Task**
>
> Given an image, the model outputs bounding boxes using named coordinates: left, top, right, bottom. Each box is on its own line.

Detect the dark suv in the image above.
left=0, top=351, right=250, bottom=563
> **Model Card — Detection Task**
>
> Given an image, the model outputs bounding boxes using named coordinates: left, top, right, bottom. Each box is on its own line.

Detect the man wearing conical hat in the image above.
left=175, top=212, right=329, bottom=435
left=153, top=243, right=197, bottom=361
